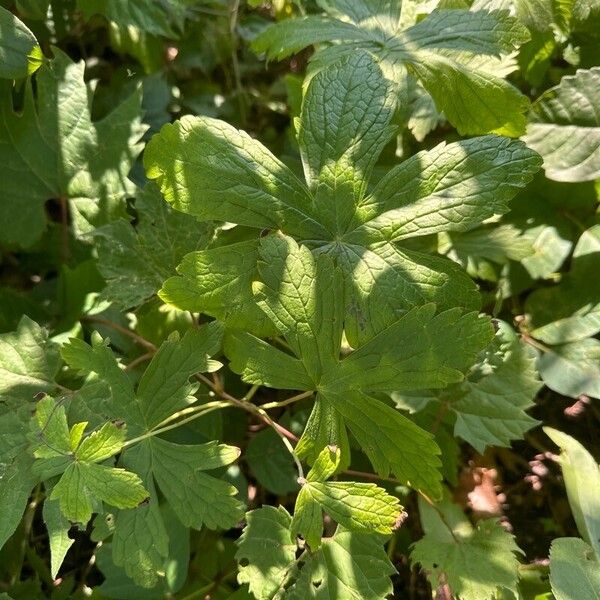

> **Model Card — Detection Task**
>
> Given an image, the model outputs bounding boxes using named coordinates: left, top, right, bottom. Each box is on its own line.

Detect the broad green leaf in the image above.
left=136, top=323, right=223, bottom=428
left=441, top=321, right=540, bottom=452
left=51, top=462, right=148, bottom=523
left=160, top=239, right=276, bottom=336
left=95, top=184, right=214, bottom=309
left=253, top=236, right=344, bottom=381
left=406, top=53, right=529, bottom=136
left=297, top=51, right=395, bottom=233
left=252, top=7, right=530, bottom=135
left=544, top=428, right=600, bottom=557
left=61, top=334, right=140, bottom=425
left=348, top=136, right=541, bottom=244
left=413, top=496, right=522, bottom=600
left=154, top=52, right=539, bottom=345
left=439, top=224, right=534, bottom=281
left=236, top=507, right=396, bottom=600
left=43, top=497, right=74, bottom=579
left=251, top=16, right=377, bottom=60
left=524, top=68, right=600, bottom=182
left=139, top=438, right=243, bottom=530
left=236, top=506, right=298, bottom=600
left=331, top=306, right=493, bottom=393
left=113, top=442, right=169, bottom=588
left=0, top=316, right=60, bottom=402
left=227, top=235, right=495, bottom=496
left=537, top=338, right=600, bottom=398
left=526, top=225, right=600, bottom=344
left=0, top=452, right=36, bottom=549
left=144, top=115, right=324, bottom=239
left=286, top=528, right=396, bottom=600
left=0, top=48, right=145, bottom=247
left=549, top=538, right=600, bottom=600
left=0, top=6, right=43, bottom=78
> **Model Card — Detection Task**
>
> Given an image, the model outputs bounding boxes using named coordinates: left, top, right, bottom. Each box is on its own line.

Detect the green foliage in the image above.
left=252, top=3, right=531, bottom=135
left=0, top=1, right=598, bottom=598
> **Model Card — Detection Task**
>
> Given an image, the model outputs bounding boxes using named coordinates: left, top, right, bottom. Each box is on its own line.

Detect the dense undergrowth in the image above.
left=0, top=1, right=599, bottom=599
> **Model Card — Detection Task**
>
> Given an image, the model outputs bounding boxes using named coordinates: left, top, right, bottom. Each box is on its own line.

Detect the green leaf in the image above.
left=136, top=322, right=223, bottom=428
left=449, top=321, right=541, bottom=452
left=348, top=136, right=541, bottom=243
left=537, top=338, right=600, bottom=398
left=524, top=68, right=600, bottom=182
left=0, top=316, right=60, bottom=402
left=236, top=507, right=396, bottom=600
left=286, top=528, right=396, bottom=600
left=79, top=0, right=196, bottom=37
left=95, top=184, right=214, bottom=309
left=236, top=506, right=298, bottom=600
left=526, top=225, right=600, bottom=345
left=43, top=497, right=74, bottom=579
left=0, top=48, right=145, bottom=247
left=252, top=7, right=530, bottom=135
left=76, top=422, right=125, bottom=462
left=544, top=428, right=600, bottom=557
left=251, top=16, right=376, bottom=60
left=0, top=5, right=43, bottom=78
left=112, top=442, right=169, bottom=588
left=51, top=462, right=148, bottom=524
left=160, top=239, right=276, bottom=336
left=33, top=395, right=72, bottom=458
left=0, top=451, right=36, bottom=549
left=136, top=438, right=243, bottom=530
left=549, top=538, right=600, bottom=600
left=297, top=50, right=395, bottom=233
left=413, top=496, right=522, bottom=600
left=144, top=115, right=324, bottom=239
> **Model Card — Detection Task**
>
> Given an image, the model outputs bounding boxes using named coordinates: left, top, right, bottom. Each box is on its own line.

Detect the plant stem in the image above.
left=260, top=390, right=314, bottom=410
left=123, top=401, right=230, bottom=448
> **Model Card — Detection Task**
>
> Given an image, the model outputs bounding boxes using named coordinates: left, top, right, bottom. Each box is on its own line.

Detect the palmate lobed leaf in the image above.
left=412, top=495, right=522, bottom=600
left=225, top=234, right=495, bottom=497
left=151, top=51, right=540, bottom=347
left=236, top=506, right=396, bottom=600
left=251, top=2, right=531, bottom=135
left=0, top=6, right=43, bottom=79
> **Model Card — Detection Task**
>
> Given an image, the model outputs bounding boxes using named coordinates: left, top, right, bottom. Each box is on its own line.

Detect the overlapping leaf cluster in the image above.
left=0, top=0, right=598, bottom=599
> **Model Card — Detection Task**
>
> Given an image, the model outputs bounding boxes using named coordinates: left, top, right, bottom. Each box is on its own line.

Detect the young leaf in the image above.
left=524, top=68, right=600, bottom=182
left=549, top=538, right=600, bottom=600
left=94, top=184, right=214, bottom=309
left=0, top=48, right=145, bottom=247
left=0, top=6, right=43, bottom=78
left=412, top=496, right=522, bottom=600
left=290, top=446, right=403, bottom=548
